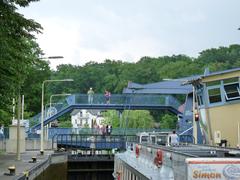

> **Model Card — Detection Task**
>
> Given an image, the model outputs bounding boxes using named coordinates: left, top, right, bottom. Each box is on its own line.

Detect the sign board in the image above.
left=186, top=158, right=240, bottom=180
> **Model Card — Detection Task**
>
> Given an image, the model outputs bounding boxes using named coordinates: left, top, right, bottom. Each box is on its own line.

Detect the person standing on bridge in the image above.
left=87, top=87, right=94, bottom=104
left=90, top=136, right=96, bottom=155
left=104, top=90, right=111, bottom=104
left=107, top=124, right=112, bottom=135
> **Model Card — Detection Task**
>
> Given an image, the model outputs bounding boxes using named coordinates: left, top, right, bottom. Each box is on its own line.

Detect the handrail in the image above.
left=55, top=134, right=137, bottom=150
left=29, top=93, right=181, bottom=131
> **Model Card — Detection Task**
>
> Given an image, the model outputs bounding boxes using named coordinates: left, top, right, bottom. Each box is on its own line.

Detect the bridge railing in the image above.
left=73, top=94, right=180, bottom=108
left=28, top=94, right=181, bottom=129
left=47, top=128, right=164, bottom=139
left=28, top=99, right=69, bottom=127
left=54, top=134, right=137, bottom=150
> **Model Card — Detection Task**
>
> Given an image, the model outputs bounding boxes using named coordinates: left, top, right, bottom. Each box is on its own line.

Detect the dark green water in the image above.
left=35, top=163, right=68, bottom=180
left=35, top=161, right=114, bottom=180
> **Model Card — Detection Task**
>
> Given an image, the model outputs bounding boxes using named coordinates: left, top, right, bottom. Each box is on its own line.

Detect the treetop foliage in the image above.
left=1, top=0, right=240, bottom=128
left=0, top=0, right=50, bottom=125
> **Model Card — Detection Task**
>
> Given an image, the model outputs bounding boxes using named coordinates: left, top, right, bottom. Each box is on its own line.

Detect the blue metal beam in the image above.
left=30, top=104, right=181, bottom=131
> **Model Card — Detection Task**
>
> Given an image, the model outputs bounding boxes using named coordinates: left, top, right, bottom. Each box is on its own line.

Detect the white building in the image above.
left=70, top=109, right=104, bottom=128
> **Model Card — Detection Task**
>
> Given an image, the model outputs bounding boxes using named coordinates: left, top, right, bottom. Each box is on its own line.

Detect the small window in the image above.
left=224, top=83, right=240, bottom=100
left=208, top=88, right=222, bottom=104
left=151, top=136, right=156, bottom=144
left=141, top=136, right=148, bottom=143
left=223, top=77, right=238, bottom=84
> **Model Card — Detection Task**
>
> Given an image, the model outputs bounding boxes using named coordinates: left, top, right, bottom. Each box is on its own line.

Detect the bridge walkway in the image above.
left=29, top=94, right=181, bottom=131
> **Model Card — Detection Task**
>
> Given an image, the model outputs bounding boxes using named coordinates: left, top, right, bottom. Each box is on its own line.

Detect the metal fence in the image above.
left=74, top=94, right=180, bottom=109
left=53, top=134, right=137, bottom=150
left=28, top=94, right=181, bottom=128
left=47, top=127, right=165, bottom=139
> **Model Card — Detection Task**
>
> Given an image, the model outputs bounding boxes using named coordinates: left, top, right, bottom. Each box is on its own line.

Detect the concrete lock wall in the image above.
left=0, top=140, right=6, bottom=151
left=6, top=139, right=54, bottom=152
left=6, top=125, right=25, bottom=153
left=5, top=126, right=54, bottom=152
left=25, top=139, right=53, bottom=150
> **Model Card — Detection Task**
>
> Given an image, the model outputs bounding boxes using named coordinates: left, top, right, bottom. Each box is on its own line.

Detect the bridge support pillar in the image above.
left=6, top=125, right=25, bottom=153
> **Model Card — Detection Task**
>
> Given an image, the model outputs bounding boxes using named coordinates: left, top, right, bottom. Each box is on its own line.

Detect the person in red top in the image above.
left=116, top=171, right=121, bottom=180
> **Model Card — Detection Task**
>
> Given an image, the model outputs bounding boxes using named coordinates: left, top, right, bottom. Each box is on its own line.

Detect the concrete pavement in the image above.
left=0, top=151, right=54, bottom=180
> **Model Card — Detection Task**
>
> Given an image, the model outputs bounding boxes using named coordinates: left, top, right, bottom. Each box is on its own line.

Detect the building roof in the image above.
left=183, top=67, right=240, bottom=85
left=123, top=68, right=240, bottom=95
left=203, top=67, right=240, bottom=78
left=123, top=76, right=199, bottom=94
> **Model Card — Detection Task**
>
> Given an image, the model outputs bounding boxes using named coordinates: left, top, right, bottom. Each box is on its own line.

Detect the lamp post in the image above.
left=40, top=79, right=73, bottom=155
left=192, top=85, right=197, bottom=144
left=40, top=56, right=64, bottom=59
left=49, top=93, right=71, bottom=116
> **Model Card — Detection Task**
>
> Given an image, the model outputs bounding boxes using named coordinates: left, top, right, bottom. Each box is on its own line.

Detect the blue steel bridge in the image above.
left=29, top=93, right=181, bottom=132
left=28, top=77, right=200, bottom=143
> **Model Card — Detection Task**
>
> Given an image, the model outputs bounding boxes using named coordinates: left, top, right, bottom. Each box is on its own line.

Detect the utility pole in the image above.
left=12, top=98, right=15, bottom=121
left=192, top=86, right=198, bottom=144
left=16, top=92, right=21, bottom=160
left=21, top=95, right=24, bottom=120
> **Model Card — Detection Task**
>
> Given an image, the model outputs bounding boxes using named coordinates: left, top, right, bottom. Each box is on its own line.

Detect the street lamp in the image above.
left=49, top=93, right=71, bottom=116
left=40, top=79, right=73, bottom=155
left=40, top=56, right=64, bottom=59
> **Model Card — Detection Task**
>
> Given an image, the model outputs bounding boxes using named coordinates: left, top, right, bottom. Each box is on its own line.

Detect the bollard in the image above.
left=32, top=156, right=37, bottom=163
left=28, top=156, right=37, bottom=163
left=29, top=156, right=37, bottom=163
left=8, top=165, right=15, bottom=176
left=23, top=171, right=29, bottom=179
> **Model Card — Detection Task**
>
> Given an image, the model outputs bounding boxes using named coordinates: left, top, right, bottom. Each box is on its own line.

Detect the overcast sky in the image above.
left=19, top=0, right=240, bottom=69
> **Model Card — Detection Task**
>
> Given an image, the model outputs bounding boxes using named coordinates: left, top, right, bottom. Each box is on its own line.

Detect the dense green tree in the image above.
left=2, top=2, right=240, bottom=130
left=0, top=0, right=49, bottom=125
left=50, top=44, right=240, bottom=129
left=22, top=56, right=51, bottom=116
left=101, top=110, right=120, bottom=128
left=102, top=110, right=154, bottom=128
left=58, top=120, right=72, bottom=128
left=57, top=115, right=72, bottom=128
left=160, top=114, right=178, bottom=129
left=197, top=44, right=240, bottom=71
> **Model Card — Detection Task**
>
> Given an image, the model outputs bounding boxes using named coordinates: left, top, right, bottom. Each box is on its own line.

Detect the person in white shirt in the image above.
left=168, top=130, right=179, bottom=146
left=87, top=87, right=94, bottom=104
